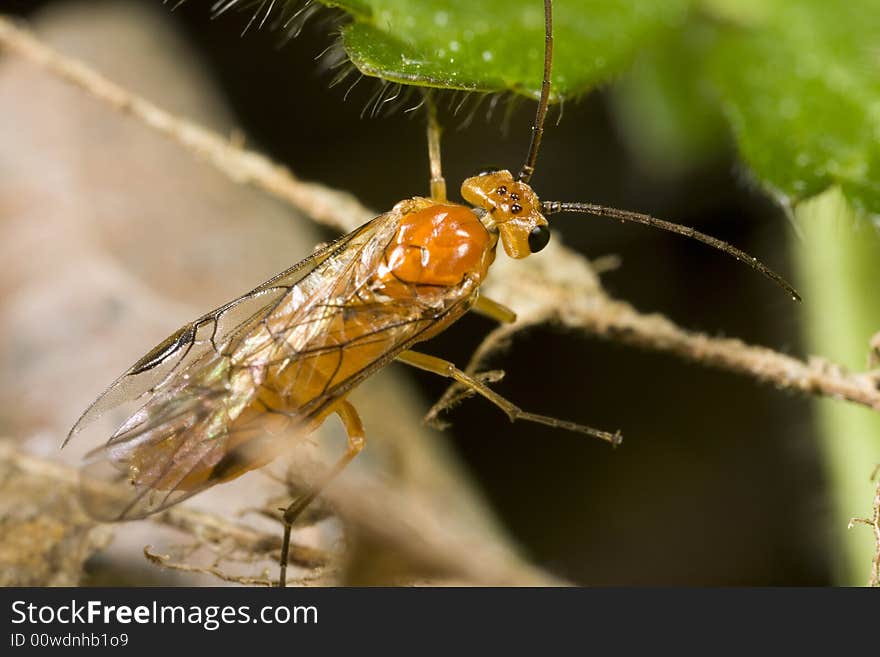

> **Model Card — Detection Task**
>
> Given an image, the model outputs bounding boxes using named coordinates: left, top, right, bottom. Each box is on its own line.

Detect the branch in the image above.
left=849, top=466, right=880, bottom=587
left=0, top=16, right=370, bottom=234
left=0, top=442, right=559, bottom=586
left=0, top=442, right=328, bottom=571
left=143, top=546, right=276, bottom=587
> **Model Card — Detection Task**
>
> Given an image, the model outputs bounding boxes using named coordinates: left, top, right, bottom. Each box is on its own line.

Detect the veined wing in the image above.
left=69, top=206, right=478, bottom=520
left=69, top=216, right=383, bottom=519
left=66, top=218, right=379, bottom=448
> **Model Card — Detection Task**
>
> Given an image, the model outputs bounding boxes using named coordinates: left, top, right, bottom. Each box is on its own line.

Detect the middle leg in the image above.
left=396, top=350, right=621, bottom=445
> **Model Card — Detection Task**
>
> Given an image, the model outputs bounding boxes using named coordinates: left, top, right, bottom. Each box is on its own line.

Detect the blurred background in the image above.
left=3, top=0, right=864, bottom=585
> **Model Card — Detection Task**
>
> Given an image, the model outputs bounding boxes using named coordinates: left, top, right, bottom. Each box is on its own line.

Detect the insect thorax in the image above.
left=375, top=198, right=496, bottom=293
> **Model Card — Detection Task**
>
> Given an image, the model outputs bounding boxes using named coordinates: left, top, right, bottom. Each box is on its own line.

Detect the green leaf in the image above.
left=318, top=0, right=691, bottom=99
left=705, top=0, right=880, bottom=214
left=310, top=0, right=880, bottom=215
left=610, top=23, right=728, bottom=178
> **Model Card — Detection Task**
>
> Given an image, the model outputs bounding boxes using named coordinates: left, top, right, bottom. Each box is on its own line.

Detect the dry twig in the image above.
left=0, top=443, right=558, bottom=585
left=432, top=273, right=880, bottom=423
left=0, top=16, right=371, bottom=234
left=143, top=546, right=277, bottom=587
left=0, top=443, right=325, bottom=571
left=848, top=465, right=880, bottom=587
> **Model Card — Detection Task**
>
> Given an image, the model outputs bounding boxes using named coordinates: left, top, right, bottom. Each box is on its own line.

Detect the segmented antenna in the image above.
left=542, top=201, right=802, bottom=302
left=518, top=0, right=554, bottom=183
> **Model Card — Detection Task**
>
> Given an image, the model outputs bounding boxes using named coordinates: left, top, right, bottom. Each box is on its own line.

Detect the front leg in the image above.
left=471, top=295, right=517, bottom=324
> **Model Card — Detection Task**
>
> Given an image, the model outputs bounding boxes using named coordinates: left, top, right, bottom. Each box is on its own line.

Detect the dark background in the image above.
left=5, top=0, right=828, bottom=585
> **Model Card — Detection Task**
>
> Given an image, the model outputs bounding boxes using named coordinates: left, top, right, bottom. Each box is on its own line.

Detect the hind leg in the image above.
left=278, top=400, right=365, bottom=587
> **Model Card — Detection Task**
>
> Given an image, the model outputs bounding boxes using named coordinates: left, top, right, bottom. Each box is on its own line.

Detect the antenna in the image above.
left=518, top=0, right=553, bottom=183
left=542, top=201, right=802, bottom=301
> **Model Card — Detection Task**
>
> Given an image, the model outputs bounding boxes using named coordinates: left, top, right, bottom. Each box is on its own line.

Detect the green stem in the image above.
left=791, top=186, right=880, bottom=585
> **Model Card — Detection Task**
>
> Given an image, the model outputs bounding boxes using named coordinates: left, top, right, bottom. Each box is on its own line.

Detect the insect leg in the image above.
left=472, top=295, right=517, bottom=324
left=396, top=350, right=621, bottom=445
left=424, top=91, right=447, bottom=202
left=278, top=400, right=365, bottom=587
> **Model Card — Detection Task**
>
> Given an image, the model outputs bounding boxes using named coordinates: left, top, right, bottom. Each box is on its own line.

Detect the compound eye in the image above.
left=528, top=225, right=550, bottom=253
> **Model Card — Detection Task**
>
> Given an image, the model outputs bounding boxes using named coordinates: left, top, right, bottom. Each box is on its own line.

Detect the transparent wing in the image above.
left=68, top=211, right=477, bottom=520
left=69, top=219, right=378, bottom=519
left=66, top=223, right=372, bottom=448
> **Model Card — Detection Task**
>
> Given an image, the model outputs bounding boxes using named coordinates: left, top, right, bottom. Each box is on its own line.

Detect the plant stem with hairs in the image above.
left=793, top=188, right=880, bottom=585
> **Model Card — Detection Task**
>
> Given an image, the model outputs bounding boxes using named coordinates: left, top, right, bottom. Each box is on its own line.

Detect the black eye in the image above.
left=528, top=225, right=550, bottom=252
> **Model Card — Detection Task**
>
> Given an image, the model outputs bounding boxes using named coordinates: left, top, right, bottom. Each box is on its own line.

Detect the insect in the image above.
left=65, top=0, right=799, bottom=586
